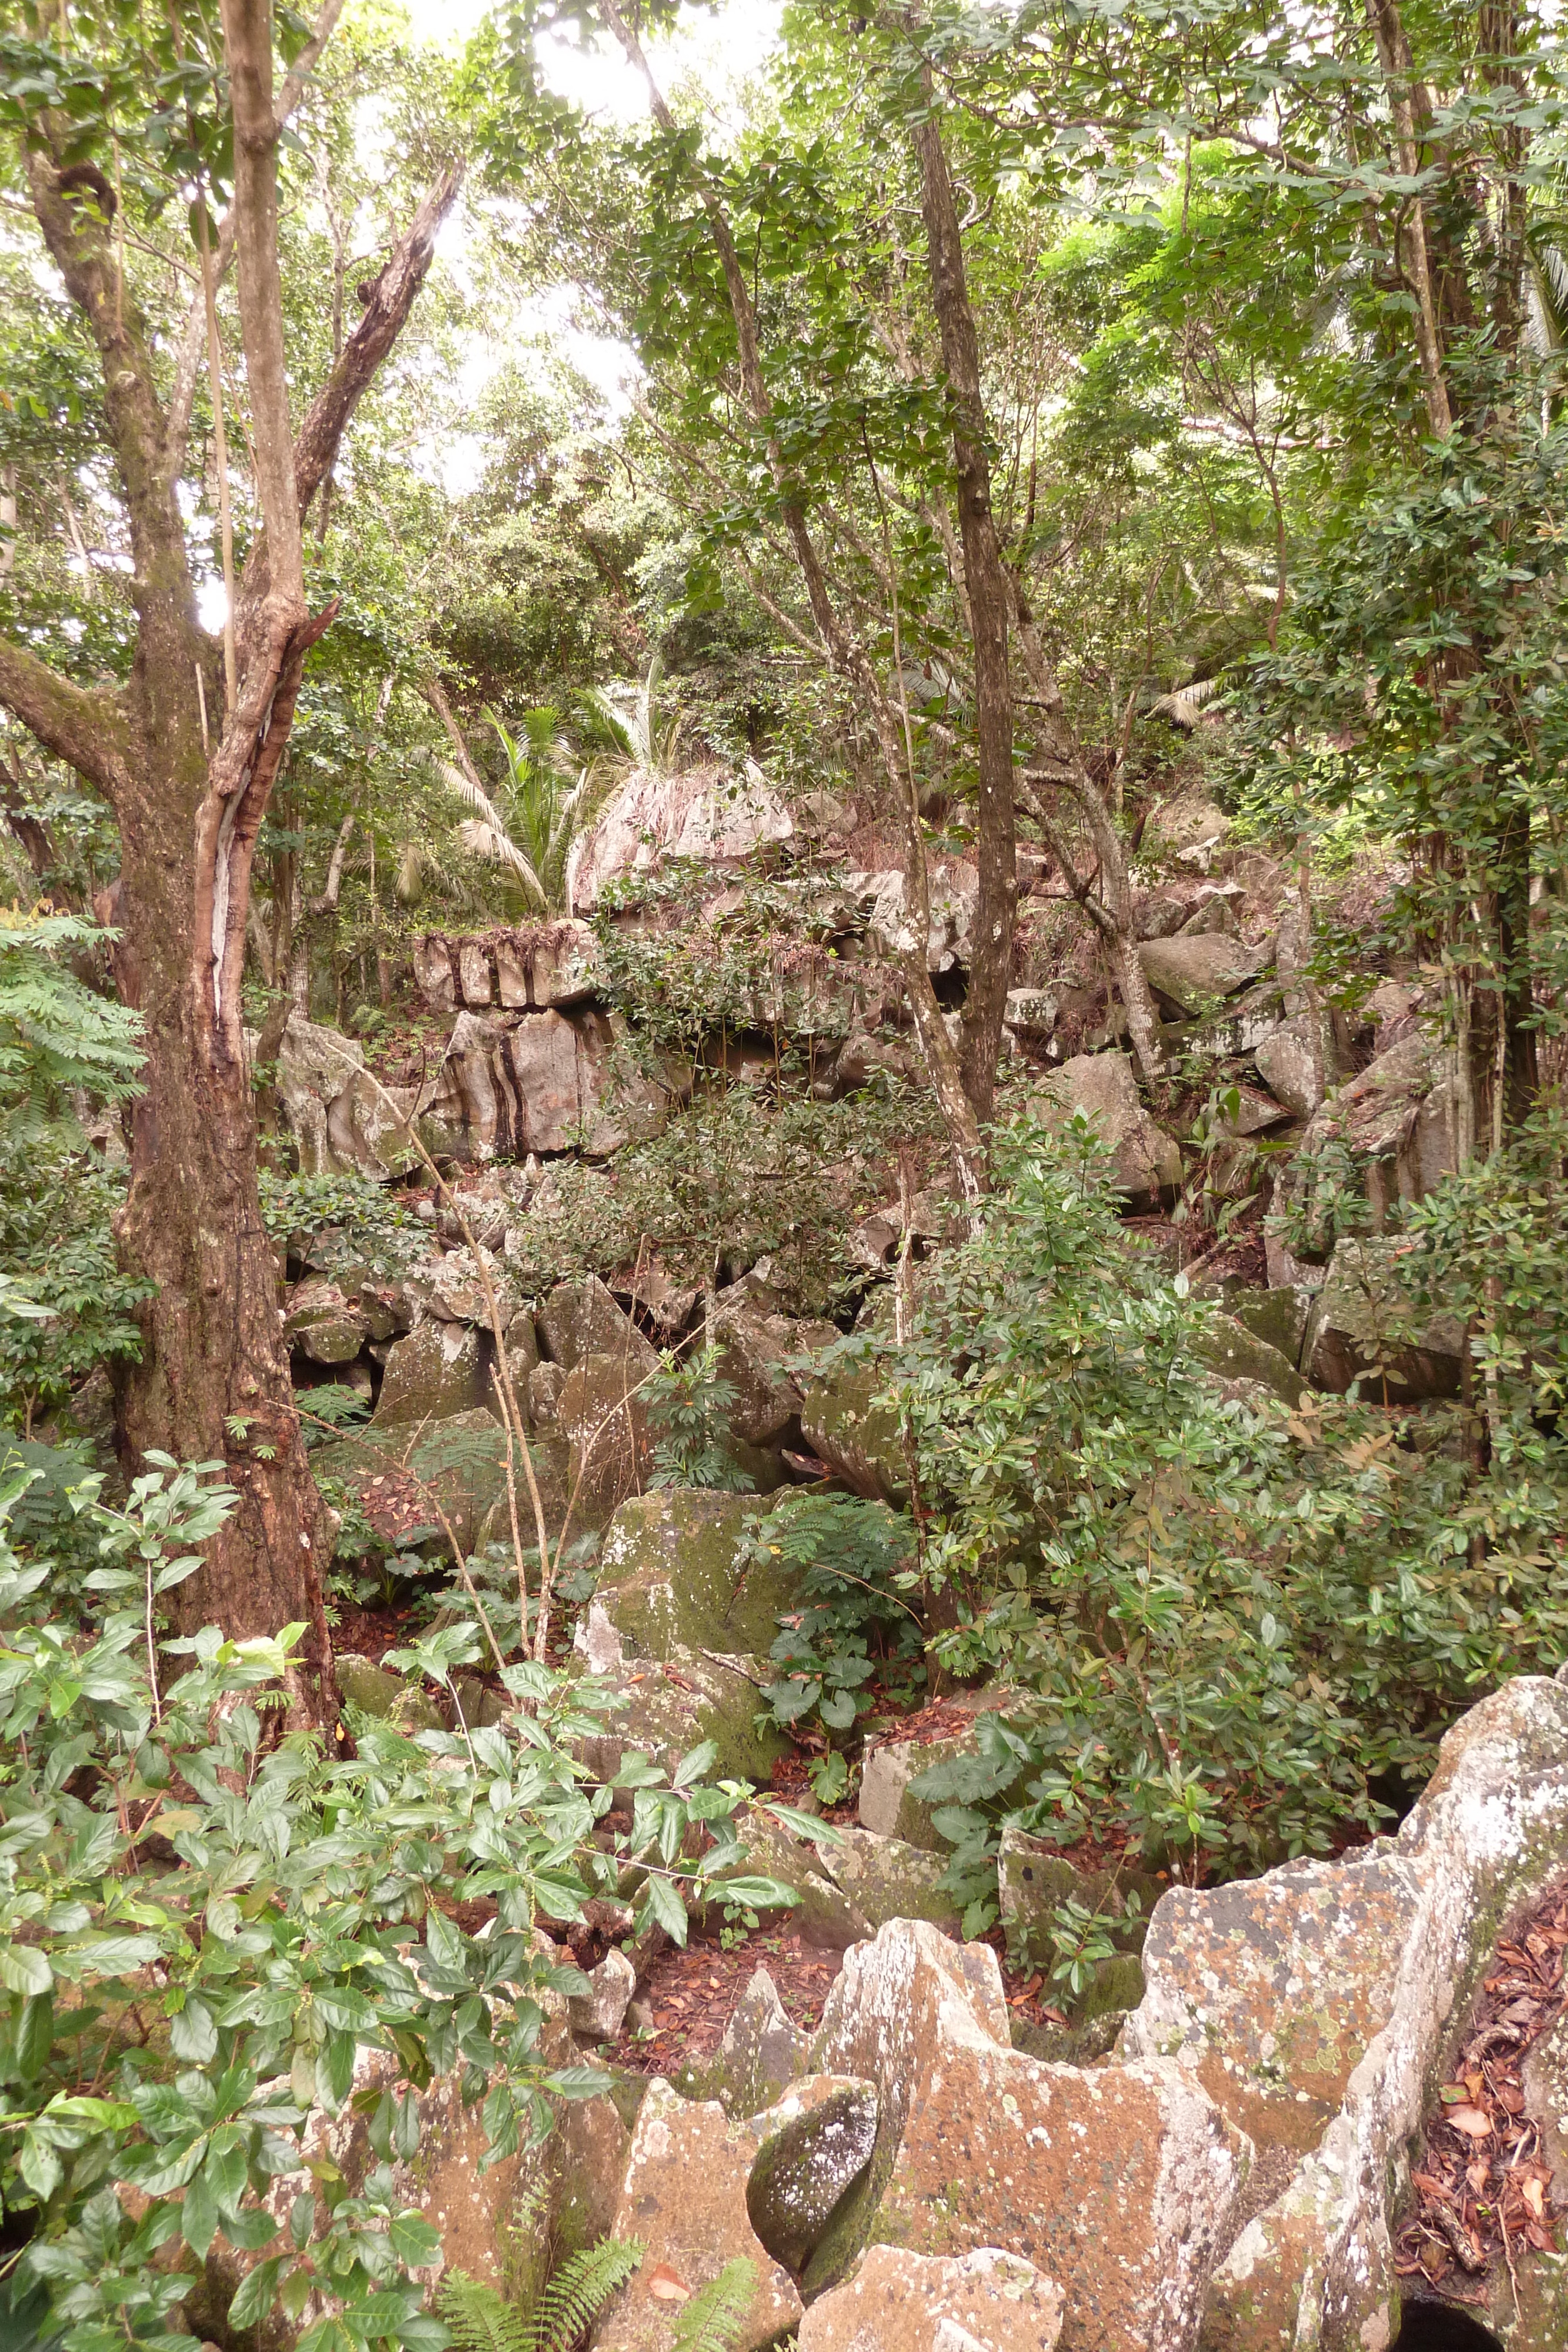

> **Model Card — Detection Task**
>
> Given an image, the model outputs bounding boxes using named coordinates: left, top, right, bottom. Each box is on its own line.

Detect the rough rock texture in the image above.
left=571, top=1644, right=790, bottom=1786
left=1296, top=1030, right=1457, bottom=1225
left=373, top=1321, right=492, bottom=1427
left=537, top=1275, right=658, bottom=1378
left=1225, top=1285, right=1314, bottom=1370
left=1302, top=1237, right=1465, bottom=1402
left=283, top=1277, right=365, bottom=1366
left=710, top=1300, right=838, bottom=1447
left=799, top=2244, right=1065, bottom=2352
left=867, top=861, right=978, bottom=974
left=1193, top=1311, right=1306, bottom=1407
left=569, top=1947, right=636, bottom=2043
left=747, top=2076, right=880, bottom=2273
left=558, top=1352, right=655, bottom=1529
left=316, top=1408, right=514, bottom=1552
left=1145, top=794, right=1231, bottom=859
left=277, top=1014, right=420, bottom=1181
left=1139, top=932, right=1274, bottom=1015
left=576, top=761, right=794, bottom=907
left=800, top=1357, right=907, bottom=1504
left=1253, top=1012, right=1333, bottom=1118
left=423, top=1007, right=664, bottom=1159
left=336, top=1653, right=443, bottom=1733
left=859, top=1713, right=1016, bottom=1852
left=1130, top=1676, right=1568, bottom=2350
left=1031, top=1051, right=1182, bottom=1208
left=707, top=1968, right=813, bottom=2116
left=807, top=1920, right=1246, bottom=2344
left=594, top=1489, right=791, bottom=1662
left=595, top=2079, right=804, bottom=2351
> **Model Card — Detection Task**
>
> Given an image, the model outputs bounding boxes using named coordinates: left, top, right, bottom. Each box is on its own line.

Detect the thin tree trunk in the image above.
left=910, top=92, right=1017, bottom=1120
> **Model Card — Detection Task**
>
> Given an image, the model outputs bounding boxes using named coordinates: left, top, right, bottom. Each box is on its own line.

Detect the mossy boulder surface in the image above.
left=594, top=1488, right=794, bottom=1662
left=316, top=1407, right=518, bottom=1552
left=570, top=1643, right=791, bottom=1786
left=800, top=1358, right=907, bottom=1505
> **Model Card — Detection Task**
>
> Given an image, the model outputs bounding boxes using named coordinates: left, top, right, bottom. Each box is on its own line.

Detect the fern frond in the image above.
left=439, top=2272, right=532, bottom=2352
left=668, top=2258, right=757, bottom=2352
left=522, top=2236, right=644, bottom=2352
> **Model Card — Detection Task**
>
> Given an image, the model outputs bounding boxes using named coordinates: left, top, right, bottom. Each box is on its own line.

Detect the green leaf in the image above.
left=228, top=2253, right=286, bottom=2330
left=640, top=1873, right=688, bottom=1945
left=181, top=2168, right=218, bottom=2260
left=387, top=2209, right=442, bottom=2267
left=169, top=1996, right=217, bottom=2063
left=14, top=1991, right=54, bottom=2080
left=0, top=1945, right=51, bottom=1997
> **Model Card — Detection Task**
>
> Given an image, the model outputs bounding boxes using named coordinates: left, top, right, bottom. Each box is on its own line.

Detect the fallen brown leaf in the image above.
left=647, top=2265, right=691, bottom=2303
left=1447, top=2106, right=1493, bottom=2139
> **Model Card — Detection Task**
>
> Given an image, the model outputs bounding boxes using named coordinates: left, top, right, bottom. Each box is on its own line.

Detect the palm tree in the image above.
left=439, top=706, right=614, bottom=916
left=578, top=654, right=686, bottom=782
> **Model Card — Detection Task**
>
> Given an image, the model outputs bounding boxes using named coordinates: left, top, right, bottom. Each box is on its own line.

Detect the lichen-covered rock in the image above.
left=559, top=1352, right=654, bottom=1529
left=860, top=1715, right=1017, bottom=1853
left=373, top=1321, right=492, bottom=1427
left=1192, top=1311, right=1306, bottom=1407
left=799, top=2244, right=1065, bottom=2352
left=800, top=1357, right=906, bottom=1504
left=569, top=1947, right=636, bottom=2043
left=1295, top=1028, right=1458, bottom=1225
left=1301, top=1235, right=1465, bottom=1401
left=1139, top=931, right=1274, bottom=1015
left=595, top=2079, right=803, bottom=2351
left=807, top=1919, right=1246, bottom=2345
left=820, top=1826, right=962, bottom=1938
left=570, top=1645, right=791, bottom=1788
left=1253, top=1011, right=1334, bottom=1118
left=283, top=1276, right=366, bottom=1365
left=1031, top=1051, right=1182, bottom=1208
left=707, top=1968, right=813, bottom=2117
left=537, top=1274, right=658, bottom=1378
left=277, top=1014, right=420, bottom=1181
left=422, top=1007, right=664, bottom=1160
left=709, top=1300, right=838, bottom=1447
left=1183, top=1676, right=1568, bottom=2351
left=745, top=2076, right=878, bottom=2275
left=408, top=1244, right=526, bottom=1336
left=335, top=1652, right=444, bottom=1734
left=530, top=1359, right=566, bottom=1425
left=1224, top=1285, right=1313, bottom=1369
left=594, top=1489, right=792, bottom=1663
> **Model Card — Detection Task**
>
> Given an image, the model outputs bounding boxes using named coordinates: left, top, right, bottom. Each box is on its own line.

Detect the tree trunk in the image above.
left=0, top=31, right=460, bottom=1702
left=911, top=96, right=1017, bottom=1122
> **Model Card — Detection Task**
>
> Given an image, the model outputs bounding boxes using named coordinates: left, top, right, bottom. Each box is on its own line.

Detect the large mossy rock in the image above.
left=558, top=1351, right=654, bottom=1529
left=570, top=1643, right=790, bottom=1786
left=1300, top=1236, right=1465, bottom=1402
left=373, top=1321, right=491, bottom=1426
left=593, top=1488, right=793, bottom=1662
left=800, top=1357, right=907, bottom=1505
left=316, top=1407, right=523, bottom=1553
left=1191, top=1309, right=1306, bottom=1406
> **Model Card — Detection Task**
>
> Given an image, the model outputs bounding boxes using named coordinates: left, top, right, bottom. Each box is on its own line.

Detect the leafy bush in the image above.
left=0, top=1460, right=807, bottom=2351
left=0, top=907, right=142, bottom=1142
left=748, top=1491, right=924, bottom=1738
left=647, top=1344, right=752, bottom=1491
left=878, top=1117, right=1568, bottom=1911
left=0, top=1138, right=151, bottom=1437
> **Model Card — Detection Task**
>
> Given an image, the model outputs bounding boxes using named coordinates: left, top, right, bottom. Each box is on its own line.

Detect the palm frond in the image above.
left=521, top=2237, right=643, bottom=2352
left=668, top=2259, right=757, bottom=2352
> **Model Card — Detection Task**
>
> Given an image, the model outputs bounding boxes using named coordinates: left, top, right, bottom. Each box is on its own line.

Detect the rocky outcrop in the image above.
left=276, top=1014, right=420, bottom=1181
left=576, top=761, right=795, bottom=907
left=412, top=921, right=603, bottom=1012
left=1301, top=1235, right=1465, bottom=1401
left=1293, top=1029, right=1459, bottom=1227
left=422, top=1007, right=665, bottom=1160
left=807, top=1919, right=1246, bottom=2343
left=592, top=1489, right=793, bottom=1662
left=800, top=2245, right=1064, bottom=2352
left=1031, top=1051, right=1182, bottom=1207
left=1139, top=930, right=1274, bottom=1016
left=1128, top=1675, right=1568, bottom=2348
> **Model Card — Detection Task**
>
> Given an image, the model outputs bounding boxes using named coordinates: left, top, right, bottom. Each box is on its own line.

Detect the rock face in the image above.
left=1139, top=931, right=1273, bottom=1015
left=276, top=1015, right=420, bottom=1181
left=373, top=1321, right=491, bottom=1426
left=1295, top=1030, right=1457, bottom=1224
left=576, top=761, right=794, bottom=906
left=593, top=1489, right=792, bottom=1661
left=413, top=922, right=603, bottom=1013
left=1128, top=1675, right=1568, bottom=2351
left=537, top=1275, right=657, bottom=1378
left=570, top=1644, right=790, bottom=1786
left=1192, top=1310, right=1306, bottom=1406
left=710, top=1299, right=838, bottom=1448
left=568, top=1947, right=636, bottom=2043
left=1301, top=1236, right=1465, bottom=1401
left=746, top=2077, right=880, bottom=2273
left=1253, top=1011, right=1333, bottom=1118
left=807, top=1919, right=1246, bottom=2344
left=1031, top=1052, right=1182, bottom=1208
left=558, top=1351, right=655, bottom=1528
left=867, top=862, right=978, bottom=975
left=423, top=1008, right=664, bottom=1159
left=595, top=2079, right=804, bottom=2351
left=283, top=1277, right=365, bottom=1365
left=799, top=2245, right=1065, bottom=2352
left=799, top=1357, right=906, bottom=1504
